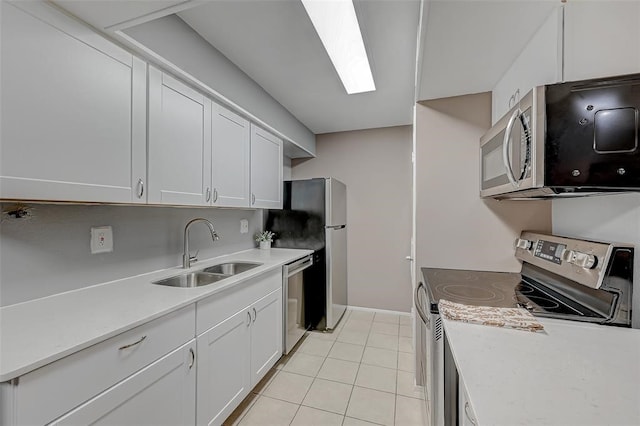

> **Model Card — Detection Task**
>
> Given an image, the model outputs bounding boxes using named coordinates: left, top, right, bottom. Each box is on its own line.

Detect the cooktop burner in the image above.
left=438, top=284, right=498, bottom=302
left=513, top=281, right=601, bottom=318
left=422, top=269, right=521, bottom=312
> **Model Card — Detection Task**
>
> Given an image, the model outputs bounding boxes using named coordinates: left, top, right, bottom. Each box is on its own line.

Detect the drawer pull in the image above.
left=118, top=335, right=147, bottom=350
left=188, top=347, right=195, bottom=369
left=252, top=307, right=257, bottom=322
left=247, top=311, right=252, bottom=326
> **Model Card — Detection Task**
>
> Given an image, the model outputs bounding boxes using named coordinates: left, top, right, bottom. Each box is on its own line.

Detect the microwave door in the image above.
left=480, top=107, right=534, bottom=197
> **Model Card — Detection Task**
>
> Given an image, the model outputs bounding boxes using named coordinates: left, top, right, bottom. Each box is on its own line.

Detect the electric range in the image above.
left=415, top=231, right=634, bottom=426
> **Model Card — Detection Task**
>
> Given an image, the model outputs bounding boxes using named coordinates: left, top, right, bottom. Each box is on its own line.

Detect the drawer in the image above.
left=197, top=269, right=281, bottom=335
left=13, top=305, right=195, bottom=426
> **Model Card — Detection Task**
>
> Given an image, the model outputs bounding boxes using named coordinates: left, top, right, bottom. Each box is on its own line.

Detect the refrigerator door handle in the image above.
left=326, top=225, right=346, bottom=230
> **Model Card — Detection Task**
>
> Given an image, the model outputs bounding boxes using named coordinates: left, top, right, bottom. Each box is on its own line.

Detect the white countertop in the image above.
left=0, top=248, right=312, bottom=382
left=443, top=317, right=640, bottom=426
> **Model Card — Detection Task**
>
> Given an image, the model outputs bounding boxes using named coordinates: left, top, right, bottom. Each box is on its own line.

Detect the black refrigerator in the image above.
left=266, top=178, right=347, bottom=330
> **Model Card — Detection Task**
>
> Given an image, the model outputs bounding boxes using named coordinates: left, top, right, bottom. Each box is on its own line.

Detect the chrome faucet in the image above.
left=183, top=218, right=220, bottom=269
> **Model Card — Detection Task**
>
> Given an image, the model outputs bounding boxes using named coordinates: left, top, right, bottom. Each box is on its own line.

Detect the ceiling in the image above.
left=54, top=0, right=558, bottom=135
left=175, top=0, right=420, bottom=134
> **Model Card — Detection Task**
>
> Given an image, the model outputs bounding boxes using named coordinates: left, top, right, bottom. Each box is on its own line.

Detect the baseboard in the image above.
left=347, top=305, right=411, bottom=317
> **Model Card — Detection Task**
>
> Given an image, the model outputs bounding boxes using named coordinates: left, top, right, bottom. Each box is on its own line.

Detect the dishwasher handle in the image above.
left=286, top=255, right=313, bottom=277
left=414, top=282, right=430, bottom=326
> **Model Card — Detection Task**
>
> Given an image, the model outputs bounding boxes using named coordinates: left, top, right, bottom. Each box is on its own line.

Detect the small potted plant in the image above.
left=255, top=230, right=275, bottom=250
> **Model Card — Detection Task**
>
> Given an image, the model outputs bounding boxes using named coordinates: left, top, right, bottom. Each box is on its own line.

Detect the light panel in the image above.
left=301, top=0, right=376, bottom=94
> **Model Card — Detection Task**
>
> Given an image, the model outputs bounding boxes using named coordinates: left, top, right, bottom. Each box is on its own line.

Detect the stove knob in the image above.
left=515, top=238, right=533, bottom=250
left=563, top=250, right=597, bottom=269
left=579, top=253, right=597, bottom=269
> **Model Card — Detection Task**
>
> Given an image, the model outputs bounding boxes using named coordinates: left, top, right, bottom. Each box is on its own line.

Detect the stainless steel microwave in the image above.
left=480, top=74, right=640, bottom=199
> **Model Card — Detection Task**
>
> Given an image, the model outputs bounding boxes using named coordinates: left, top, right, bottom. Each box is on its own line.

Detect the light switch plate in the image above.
left=91, top=226, right=113, bottom=254
left=240, top=219, right=249, bottom=234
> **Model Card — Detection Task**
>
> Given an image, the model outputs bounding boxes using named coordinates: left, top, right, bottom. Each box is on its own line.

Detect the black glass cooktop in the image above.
left=421, top=267, right=604, bottom=320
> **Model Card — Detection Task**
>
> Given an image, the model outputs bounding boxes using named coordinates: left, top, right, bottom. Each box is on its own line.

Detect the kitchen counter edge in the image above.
left=0, top=248, right=313, bottom=382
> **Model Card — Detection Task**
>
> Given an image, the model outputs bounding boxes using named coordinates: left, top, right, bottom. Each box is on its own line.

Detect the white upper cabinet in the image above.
left=211, top=103, right=251, bottom=208
left=492, top=5, right=563, bottom=123
left=148, top=67, right=212, bottom=206
left=0, top=2, right=147, bottom=203
left=564, top=1, right=640, bottom=82
left=250, top=125, right=283, bottom=209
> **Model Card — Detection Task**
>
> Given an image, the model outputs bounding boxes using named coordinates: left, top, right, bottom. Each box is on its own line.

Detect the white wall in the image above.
left=415, top=93, right=552, bottom=273
left=291, top=126, right=413, bottom=312
left=552, top=194, right=640, bottom=328
left=0, top=204, right=261, bottom=306
left=123, top=15, right=315, bottom=155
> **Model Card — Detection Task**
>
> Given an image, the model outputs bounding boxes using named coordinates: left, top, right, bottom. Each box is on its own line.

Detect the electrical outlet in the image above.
left=91, top=226, right=113, bottom=254
left=240, top=219, right=249, bottom=234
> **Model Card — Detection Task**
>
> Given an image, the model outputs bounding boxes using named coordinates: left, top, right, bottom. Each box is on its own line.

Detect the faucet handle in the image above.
left=190, top=250, right=199, bottom=263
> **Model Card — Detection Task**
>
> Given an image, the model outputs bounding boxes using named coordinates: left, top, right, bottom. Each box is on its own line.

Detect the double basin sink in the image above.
left=152, top=262, right=262, bottom=288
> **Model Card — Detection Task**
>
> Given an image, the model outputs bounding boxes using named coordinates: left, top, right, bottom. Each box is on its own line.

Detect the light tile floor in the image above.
left=224, top=309, right=430, bottom=426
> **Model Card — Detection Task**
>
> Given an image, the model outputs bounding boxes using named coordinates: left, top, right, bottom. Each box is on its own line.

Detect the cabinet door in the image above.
left=0, top=2, right=146, bottom=203
left=197, top=308, right=251, bottom=426
left=492, top=6, right=563, bottom=123
left=51, top=341, right=196, bottom=426
left=250, top=288, right=283, bottom=386
left=211, top=102, right=251, bottom=207
left=250, top=125, right=283, bottom=209
left=458, top=378, right=477, bottom=426
left=564, top=1, right=640, bottom=82
left=148, top=67, right=212, bottom=206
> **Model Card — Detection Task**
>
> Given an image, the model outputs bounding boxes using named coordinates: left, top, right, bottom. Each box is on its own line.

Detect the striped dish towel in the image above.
left=438, top=299, right=544, bottom=333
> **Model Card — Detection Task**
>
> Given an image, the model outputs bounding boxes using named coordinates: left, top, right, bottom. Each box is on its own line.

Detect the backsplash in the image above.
left=552, top=193, right=640, bottom=329
left=0, top=203, right=262, bottom=307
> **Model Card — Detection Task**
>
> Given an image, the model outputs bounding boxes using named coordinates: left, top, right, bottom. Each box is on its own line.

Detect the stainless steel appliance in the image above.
left=283, top=254, right=314, bottom=354
left=481, top=73, right=640, bottom=199
left=416, top=232, right=633, bottom=425
left=266, top=177, right=348, bottom=330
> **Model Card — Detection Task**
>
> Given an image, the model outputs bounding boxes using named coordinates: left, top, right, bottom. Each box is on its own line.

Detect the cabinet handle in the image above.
left=188, top=347, right=195, bottom=370
left=206, top=187, right=211, bottom=202
left=118, top=335, right=146, bottom=350
left=213, top=188, right=218, bottom=202
left=136, top=179, right=144, bottom=198
left=247, top=311, right=252, bottom=326
left=252, top=307, right=257, bottom=322
left=251, top=193, right=256, bottom=205
left=464, top=402, right=477, bottom=426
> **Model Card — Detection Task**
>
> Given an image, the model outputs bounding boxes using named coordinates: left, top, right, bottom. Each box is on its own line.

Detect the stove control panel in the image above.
left=514, top=231, right=631, bottom=289
left=533, top=240, right=566, bottom=264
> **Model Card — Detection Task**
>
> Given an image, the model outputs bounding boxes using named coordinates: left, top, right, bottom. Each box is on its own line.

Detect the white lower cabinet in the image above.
left=0, top=270, right=285, bottom=426
left=196, top=309, right=252, bottom=426
left=249, top=289, right=283, bottom=384
left=196, top=270, right=283, bottom=426
left=459, top=378, right=477, bottom=426
left=51, top=341, right=196, bottom=425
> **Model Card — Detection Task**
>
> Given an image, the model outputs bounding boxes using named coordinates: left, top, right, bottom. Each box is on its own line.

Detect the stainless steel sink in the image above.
left=152, top=272, right=230, bottom=288
left=202, top=262, right=262, bottom=275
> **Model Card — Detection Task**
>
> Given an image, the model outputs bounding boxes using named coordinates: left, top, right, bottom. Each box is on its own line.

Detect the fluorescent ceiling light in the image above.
left=301, top=0, right=376, bottom=94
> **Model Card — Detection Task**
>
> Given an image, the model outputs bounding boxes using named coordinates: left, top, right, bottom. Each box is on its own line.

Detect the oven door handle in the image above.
left=414, top=282, right=430, bottom=326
